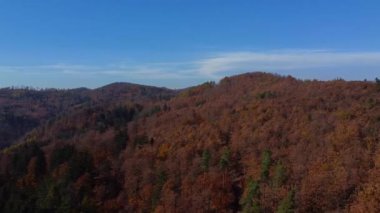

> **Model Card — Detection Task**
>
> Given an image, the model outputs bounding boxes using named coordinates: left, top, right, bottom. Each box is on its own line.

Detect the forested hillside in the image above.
left=0, top=83, right=175, bottom=148
left=1, top=72, right=380, bottom=212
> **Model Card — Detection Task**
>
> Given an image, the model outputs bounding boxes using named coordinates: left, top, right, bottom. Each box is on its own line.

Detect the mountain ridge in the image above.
left=0, top=82, right=177, bottom=148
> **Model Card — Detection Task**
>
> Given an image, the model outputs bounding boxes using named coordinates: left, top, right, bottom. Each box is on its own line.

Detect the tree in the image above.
left=219, top=148, right=231, bottom=169
left=273, top=162, right=286, bottom=188
left=11, top=143, right=44, bottom=177
left=36, top=179, right=73, bottom=212
left=240, top=178, right=261, bottom=213
left=134, top=134, right=149, bottom=148
left=220, top=148, right=231, bottom=188
left=50, top=145, right=75, bottom=171
left=151, top=170, right=167, bottom=210
left=261, top=150, right=272, bottom=181
left=66, top=151, right=93, bottom=181
left=276, top=190, right=295, bottom=213
left=114, top=130, right=128, bottom=153
left=201, top=150, right=211, bottom=172
left=376, top=77, right=380, bottom=90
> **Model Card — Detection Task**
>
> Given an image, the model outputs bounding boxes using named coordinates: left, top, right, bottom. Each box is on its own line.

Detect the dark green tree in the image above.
left=114, top=130, right=128, bottom=153
left=219, top=147, right=231, bottom=188
left=151, top=170, right=167, bottom=210
left=219, top=148, right=231, bottom=169
left=240, top=178, right=261, bottom=213
left=36, top=179, right=73, bottom=212
left=50, top=145, right=75, bottom=171
left=11, top=143, right=43, bottom=177
left=273, top=162, right=287, bottom=188
left=134, top=134, right=150, bottom=148
left=201, top=149, right=211, bottom=172
left=276, top=190, right=295, bottom=213
left=261, top=150, right=272, bottom=181
left=66, top=151, right=93, bottom=181
left=376, top=77, right=380, bottom=91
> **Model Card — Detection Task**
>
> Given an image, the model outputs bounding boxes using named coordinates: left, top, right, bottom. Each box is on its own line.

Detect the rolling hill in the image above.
left=0, top=83, right=176, bottom=148
left=1, top=72, right=380, bottom=212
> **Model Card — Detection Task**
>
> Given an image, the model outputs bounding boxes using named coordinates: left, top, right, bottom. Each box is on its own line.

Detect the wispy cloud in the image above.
left=1, top=49, right=380, bottom=88
left=196, top=50, right=380, bottom=78
left=0, top=63, right=198, bottom=80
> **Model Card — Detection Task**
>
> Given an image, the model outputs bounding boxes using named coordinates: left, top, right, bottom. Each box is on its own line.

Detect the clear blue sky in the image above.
left=1, top=0, right=380, bottom=88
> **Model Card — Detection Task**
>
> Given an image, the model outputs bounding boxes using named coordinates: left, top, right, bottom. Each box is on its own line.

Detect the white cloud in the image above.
left=0, top=63, right=199, bottom=80
left=1, top=49, right=380, bottom=88
left=196, top=50, right=380, bottom=78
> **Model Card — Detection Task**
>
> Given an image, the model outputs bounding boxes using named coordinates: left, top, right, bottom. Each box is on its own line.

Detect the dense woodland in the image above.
left=0, top=83, right=175, bottom=148
left=1, top=72, right=380, bottom=212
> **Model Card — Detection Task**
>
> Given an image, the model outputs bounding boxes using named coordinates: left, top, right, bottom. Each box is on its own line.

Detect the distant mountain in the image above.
left=0, top=83, right=176, bottom=148
left=1, top=72, right=380, bottom=212
left=92, top=82, right=175, bottom=103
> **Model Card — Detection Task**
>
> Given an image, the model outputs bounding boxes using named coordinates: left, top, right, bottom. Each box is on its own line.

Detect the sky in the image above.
left=1, top=0, right=380, bottom=89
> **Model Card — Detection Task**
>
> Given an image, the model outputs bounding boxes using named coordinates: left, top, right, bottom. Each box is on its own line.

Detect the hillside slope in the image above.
left=0, top=83, right=175, bottom=148
left=1, top=72, right=380, bottom=212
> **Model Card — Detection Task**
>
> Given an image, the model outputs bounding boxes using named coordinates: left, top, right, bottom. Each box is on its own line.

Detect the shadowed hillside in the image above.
left=0, top=84, right=176, bottom=148
left=1, top=72, right=380, bottom=212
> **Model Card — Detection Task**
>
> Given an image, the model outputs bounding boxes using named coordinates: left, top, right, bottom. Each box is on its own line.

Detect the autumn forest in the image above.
left=1, top=72, right=380, bottom=212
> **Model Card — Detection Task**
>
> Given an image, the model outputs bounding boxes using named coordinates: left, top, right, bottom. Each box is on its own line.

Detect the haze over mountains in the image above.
left=1, top=72, right=380, bottom=212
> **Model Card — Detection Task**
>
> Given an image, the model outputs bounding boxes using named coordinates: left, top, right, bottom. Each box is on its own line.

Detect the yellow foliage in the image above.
left=157, top=143, right=171, bottom=160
